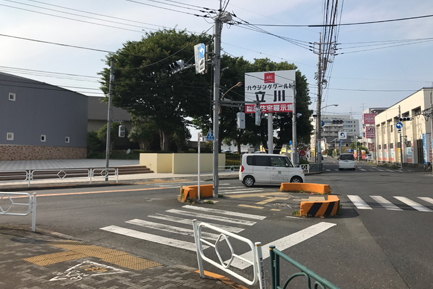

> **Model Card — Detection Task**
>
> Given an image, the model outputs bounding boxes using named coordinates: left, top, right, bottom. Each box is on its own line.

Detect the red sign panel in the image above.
left=299, top=150, right=306, bottom=157
left=366, top=126, right=375, bottom=139
left=363, top=113, right=377, bottom=125
left=264, top=73, right=275, bottom=83
left=245, top=103, right=293, bottom=114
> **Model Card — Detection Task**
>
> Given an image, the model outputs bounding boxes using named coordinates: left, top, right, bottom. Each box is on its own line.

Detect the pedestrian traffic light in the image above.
left=399, top=117, right=411, bottom=121
left=118, top=125, right=126, bottom=138
left=332, top=120, right=343, bottom=124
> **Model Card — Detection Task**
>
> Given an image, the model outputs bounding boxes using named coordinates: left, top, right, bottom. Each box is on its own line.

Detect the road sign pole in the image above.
left=268, top=113, right=273, bottom=154
left=399, top=105, right=403, bottom=170
left=340, top=140, right=342, bottom=155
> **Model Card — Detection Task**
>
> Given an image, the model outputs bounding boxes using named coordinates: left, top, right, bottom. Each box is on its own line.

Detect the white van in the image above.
left=239, top=153, right=305, bottom=187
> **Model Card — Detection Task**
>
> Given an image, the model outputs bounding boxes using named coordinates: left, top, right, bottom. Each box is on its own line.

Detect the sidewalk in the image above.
left=0, top=159, right=247, bottom=289
left=0, top=226, right=244, bottom=289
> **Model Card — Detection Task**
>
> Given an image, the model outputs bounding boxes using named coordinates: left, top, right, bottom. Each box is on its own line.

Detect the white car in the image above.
left=338, top=153, right=356, bottom=170
left=239, top=153, right=305, bottom=187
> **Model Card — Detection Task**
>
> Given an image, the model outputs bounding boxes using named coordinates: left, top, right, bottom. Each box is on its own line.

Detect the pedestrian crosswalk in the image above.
left=100, top=205, right=266, bottom=252
left=326, top=167, right=401, bottom=173
left=347, top=195, right=433, bottom=212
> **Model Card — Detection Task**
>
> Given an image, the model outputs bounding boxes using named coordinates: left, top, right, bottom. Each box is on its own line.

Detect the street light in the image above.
left=219, top=82, right=242, bottom=115
left=316, top=104, right=338, bottom=164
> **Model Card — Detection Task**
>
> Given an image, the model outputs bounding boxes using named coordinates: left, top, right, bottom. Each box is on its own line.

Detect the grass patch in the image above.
left=292, top=210, right=301, bottom=216
left=218, top=194, right=225, bottom=198
left=204, top=200, right=214, bottom=204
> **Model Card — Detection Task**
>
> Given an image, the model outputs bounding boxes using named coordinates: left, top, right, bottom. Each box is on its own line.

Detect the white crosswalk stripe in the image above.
left=347, top=195, right=433, bottom=212
left=100, top=206, right=266, bottom=251
left=394, top=197, right=432, bottom=212
left=347, top=195, right=372, bottom=210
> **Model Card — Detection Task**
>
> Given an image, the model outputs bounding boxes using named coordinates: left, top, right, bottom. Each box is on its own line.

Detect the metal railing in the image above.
left=219, top=165, right=240, bottom=172
left=269, top=245, right=339, bottom=289
left=0, top=168, right=119, bottom=187
left=299, top=164, right=310, bottom=173
left=0, top=192, right=37, bottom=232
left=193, top=220, right=266, bottom=288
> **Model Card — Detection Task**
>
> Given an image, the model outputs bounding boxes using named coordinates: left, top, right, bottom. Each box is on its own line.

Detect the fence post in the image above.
left=255, top=242, right=266, bottom=289
left=31, top=193, right=36, bottom=232
left=192, top=219, right=204, bottom=277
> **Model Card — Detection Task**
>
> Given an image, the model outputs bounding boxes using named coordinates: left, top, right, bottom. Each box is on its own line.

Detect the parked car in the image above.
left=338, top=153, right=356, bottom=170
left=239, top=153, right=305, bottom=187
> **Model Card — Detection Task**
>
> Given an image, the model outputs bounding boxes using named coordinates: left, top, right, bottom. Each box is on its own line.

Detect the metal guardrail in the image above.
left=299, top=164, right=310, bottom=173
left=269, top=245, right=339, bottom=289
left=193, top=220, right=266, bottom=288
left=0, top=192, right=37, bottom=232
left=219, top=165, right=240, bottom=172
left=0, top=168, right=119, bottom=187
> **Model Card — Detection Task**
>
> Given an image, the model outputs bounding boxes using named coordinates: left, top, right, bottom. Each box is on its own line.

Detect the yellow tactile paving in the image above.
left=23, top=241, right=161, bottom=270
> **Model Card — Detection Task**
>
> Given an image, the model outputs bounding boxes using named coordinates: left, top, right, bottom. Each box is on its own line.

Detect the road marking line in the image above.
left=326, top=169, right=331, bottom=172
left=182, top=205, right=266, bottom=220
left=148, top=214, right=244, bottom=233
left=229, top=222, right=336, bottom=269
left=238, top=204, right=264, bottom=209
left=225, top=192, right=288, bottom=199
left=255, top=197, right=288, bottom=205
left=347, top=195, right=372, bottom=210
left=166, top=209, right=257, bottom=226
left=271, top=209, right=281, bottom=211
left=220, top=190, right=266, bottom=195
left=418, top=197, right=433, bottom=205
left=360, top=169, right=367, bottom=171
left=126, top=219, right=220, bottom=240
left=394, top=197, right=432, bottom=212
left=370, top=196, right=402, bottom=211
left=100, top=225, right=204, bottom=251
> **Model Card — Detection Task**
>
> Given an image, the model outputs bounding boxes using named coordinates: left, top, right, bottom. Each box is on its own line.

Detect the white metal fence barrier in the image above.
left=0, top=192, right=36, bottom=232
left=193, top=220, right=266, bottom=288
left=0, top=168, right=119, bottom=187
left=300, top=164, right=310, bottom=173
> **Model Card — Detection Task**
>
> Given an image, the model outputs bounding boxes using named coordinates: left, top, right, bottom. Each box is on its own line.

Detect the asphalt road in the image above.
left=2, top=158, right=432, bottom=288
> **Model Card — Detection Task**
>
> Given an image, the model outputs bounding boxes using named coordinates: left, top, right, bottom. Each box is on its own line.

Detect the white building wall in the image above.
left=375, top=88, right=433, bottom=165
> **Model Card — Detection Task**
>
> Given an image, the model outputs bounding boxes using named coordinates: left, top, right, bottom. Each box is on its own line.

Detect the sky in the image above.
left=1, top=0, right=433, bottom=141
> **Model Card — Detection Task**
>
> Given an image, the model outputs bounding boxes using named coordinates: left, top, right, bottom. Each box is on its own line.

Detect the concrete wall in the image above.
left=139, top=153, right=173, bottom=173
left=0, top=145, right=86, bottom=161
left=139, top=153, right=226, bottom=173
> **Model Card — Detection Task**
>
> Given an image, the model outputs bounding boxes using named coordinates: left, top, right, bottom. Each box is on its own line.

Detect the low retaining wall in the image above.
left=280, top=183, right=331, bottom=195
left=180, top=184, right=213, bottom=202
left=300, top=195, right=340, bottom=217
left=0, top=145, right=86, bottom=161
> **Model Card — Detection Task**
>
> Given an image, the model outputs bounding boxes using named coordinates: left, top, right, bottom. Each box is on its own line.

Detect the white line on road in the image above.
left=148, top=213, right=244, bottom=233
left=219, top=190, right=265, bottom=194
left=100, top=225, right=205, bottom=251
left=370, top=196, right=402, bottom=211
left=347, top=195, right=373, bottom=210
left=182, top=205, right=266, bottom=220
left=394, top=197, right=432, bottom=212
left=229, top=222, right=337, bottom=269
left=126, top=219, right=220, bottom=240
left=418, top=197, right=433, bottom=205
left=166, top=209, right=257, bottom=226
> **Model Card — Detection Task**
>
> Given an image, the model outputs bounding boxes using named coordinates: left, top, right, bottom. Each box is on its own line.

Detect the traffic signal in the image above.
left=399, top=117, right=411, bottom=121
left=118, top=125, right=126, bottom=138
left=237, top=112, right=245, bottom=129
left=168, top=60, right=185, bottom=74
left=255, top=106, right=261, bottom=126
left=332, top=120, right=343, bottom=124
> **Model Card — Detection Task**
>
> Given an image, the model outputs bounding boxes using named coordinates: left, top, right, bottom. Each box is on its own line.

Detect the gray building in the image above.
left=0, top=72, right=88, bottom=160
left=87, top=97, right=132, bottom=133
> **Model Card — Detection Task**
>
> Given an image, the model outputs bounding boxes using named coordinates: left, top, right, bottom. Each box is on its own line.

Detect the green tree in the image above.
left=99, top=29, right=212, bottom=151
left=97, top=122, right=124, bottom=150
left=127, top=116, right=158, bottom=151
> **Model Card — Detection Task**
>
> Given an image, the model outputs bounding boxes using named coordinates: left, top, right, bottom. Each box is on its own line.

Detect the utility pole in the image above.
left=398, top=105, right=404, bottom=170
left=292, top=82, right=297, bottom=165
left=105, top=60, right=114, bottom=181
left=315, top=33, right=322, bottom=166
left=212, top=2, right=222, bottom=198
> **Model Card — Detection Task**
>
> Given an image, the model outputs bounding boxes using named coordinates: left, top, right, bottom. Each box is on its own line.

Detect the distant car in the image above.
left=338, top=153, right=356, bottom=170
left=365, top=154, right=372, bottom=160
left=221, top=150, right=232, bottom=153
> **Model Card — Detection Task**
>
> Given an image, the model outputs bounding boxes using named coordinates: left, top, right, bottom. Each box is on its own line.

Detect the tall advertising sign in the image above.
left=362, top=113, right=377, bottom=125
left=422, top=133, right=432, bottom=164
left=366, top=126, right=375, bottom=139
left=244, top=70, right=295, bottom=114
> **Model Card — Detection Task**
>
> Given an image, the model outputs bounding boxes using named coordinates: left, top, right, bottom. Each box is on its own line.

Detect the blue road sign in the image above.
left=396, top=122, right=403, bottom=129
left=206, top=129, right=214, bottom=141
left=289, top=140, right=292, bottom=146
left=321, top=120, right=325, bottom=127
